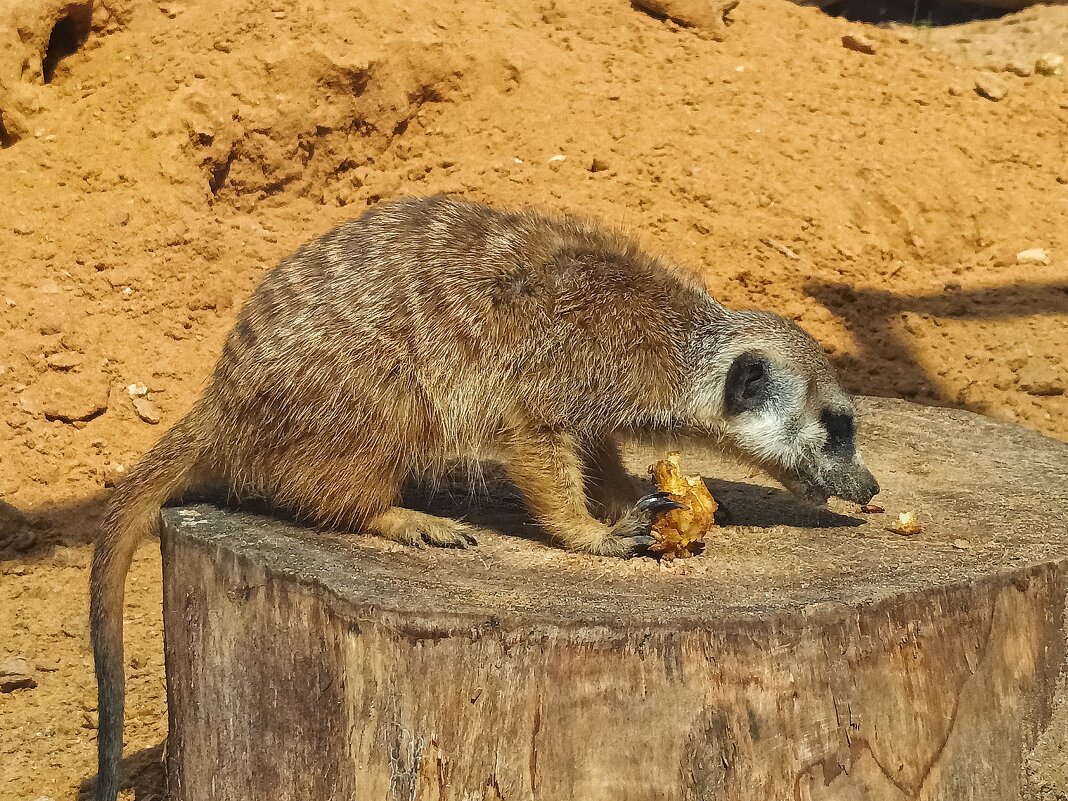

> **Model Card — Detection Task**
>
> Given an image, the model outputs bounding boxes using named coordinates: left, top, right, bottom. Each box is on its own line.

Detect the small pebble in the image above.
left=36, top=374, right=109, bottom=423
left=1016, top=362, right=1064, bottom=397
left=975, top=73, right=1008, bottom=102
left=103, top=462, right=127, bottom=488
left=61, top=621, right=83, bottom=638
left=133, top=396, right=162, bottom=424
left=1001, top=60, right=1032, bottom=78
left=841, top=33, right=876, bottom=56
left=0, top=657, right=37, bottom=693
left=761, top=238, right=800, bottom=260
left=1035, top=53, right=1064, bottom=76
left=1016, top=248, right=1050, bottom=265
left=45, top=352, right=83, bottom=371
left=18, top=389, right=44, bottom=416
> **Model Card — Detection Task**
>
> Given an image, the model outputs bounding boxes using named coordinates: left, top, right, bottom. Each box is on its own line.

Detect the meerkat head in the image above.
left=681, top=307, right=880, bottom=507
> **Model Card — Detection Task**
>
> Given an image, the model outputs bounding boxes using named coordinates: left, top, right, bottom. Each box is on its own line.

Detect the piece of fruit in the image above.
left=646, top=452, right=718, bottom=560
left=887, top=511, right=923, bottom=536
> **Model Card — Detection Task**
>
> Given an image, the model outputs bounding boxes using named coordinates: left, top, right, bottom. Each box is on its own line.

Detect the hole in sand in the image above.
left=208, top=146, right=237, bottom=195
left=42, top=4, right=93, bottom=84
left=0, top=111, right=18, bottom=148
left=821, top=0, right=1011, bottom=25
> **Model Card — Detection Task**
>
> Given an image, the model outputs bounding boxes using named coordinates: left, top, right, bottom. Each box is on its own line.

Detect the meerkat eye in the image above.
left=820, top=410, right=855, bottom=455
left=725, top=352, right=769, bottom=415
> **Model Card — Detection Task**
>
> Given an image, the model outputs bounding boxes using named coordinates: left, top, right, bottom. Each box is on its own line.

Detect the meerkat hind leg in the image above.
left=366, top=506, right=478, bottom=549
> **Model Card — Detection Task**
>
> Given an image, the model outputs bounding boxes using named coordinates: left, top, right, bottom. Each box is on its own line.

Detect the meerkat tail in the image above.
left=89, top=412, right=206, bottom=801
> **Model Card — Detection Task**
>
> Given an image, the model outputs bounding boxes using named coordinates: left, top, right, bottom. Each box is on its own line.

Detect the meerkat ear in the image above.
left=724, top=352, right=769, bottom=415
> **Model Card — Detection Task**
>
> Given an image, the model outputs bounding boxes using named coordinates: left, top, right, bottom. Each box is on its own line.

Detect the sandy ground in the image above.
left=0, top=0, right=1065, bottom=798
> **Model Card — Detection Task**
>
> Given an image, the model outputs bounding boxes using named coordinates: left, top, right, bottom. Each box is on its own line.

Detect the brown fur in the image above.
left=90, top=195, right=871, bottom=800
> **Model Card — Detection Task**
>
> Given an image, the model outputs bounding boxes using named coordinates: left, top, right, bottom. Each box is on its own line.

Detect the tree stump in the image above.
left=160, top=397, right=1068, bottom=801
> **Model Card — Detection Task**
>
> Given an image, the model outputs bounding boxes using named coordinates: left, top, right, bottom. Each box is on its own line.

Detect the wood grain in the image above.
left=160, top=397, right=1068, bottom=800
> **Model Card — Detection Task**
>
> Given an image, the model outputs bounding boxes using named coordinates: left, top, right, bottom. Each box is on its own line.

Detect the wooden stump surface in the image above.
left=160, top=397, right=1068, bottom=801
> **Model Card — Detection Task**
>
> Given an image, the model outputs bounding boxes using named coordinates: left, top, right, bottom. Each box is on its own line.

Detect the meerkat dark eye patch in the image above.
left=820, top=409, right=855, bottom=456
left=725, top=352, right=769, bottom=415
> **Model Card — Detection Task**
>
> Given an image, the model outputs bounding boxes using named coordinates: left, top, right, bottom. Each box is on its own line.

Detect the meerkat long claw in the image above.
left=634, top=492, right=688, bottom=516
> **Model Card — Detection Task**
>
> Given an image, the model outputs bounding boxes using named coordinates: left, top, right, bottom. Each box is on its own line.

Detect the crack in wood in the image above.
left=903, top=591, right=1001, bottom=796
left=796, top=590, right=1004, bottom=800
left=436, top=753, right=448, bottom=801
left=529, top=703, right=541, bottom=793
left=855, top=737, right=915, bottom=798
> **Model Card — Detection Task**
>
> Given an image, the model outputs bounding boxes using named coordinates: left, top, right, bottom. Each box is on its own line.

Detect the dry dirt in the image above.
left=0, top=0, right=1065, bottom=798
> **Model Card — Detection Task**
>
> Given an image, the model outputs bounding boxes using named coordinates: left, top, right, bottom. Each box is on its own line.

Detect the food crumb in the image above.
left=887, top=511, right=923, bottom=537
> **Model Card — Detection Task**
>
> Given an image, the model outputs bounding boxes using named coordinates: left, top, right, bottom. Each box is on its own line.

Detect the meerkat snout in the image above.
left=684, top=311, right=880, bottom=508
left=814, top=408, right=879, bottom=504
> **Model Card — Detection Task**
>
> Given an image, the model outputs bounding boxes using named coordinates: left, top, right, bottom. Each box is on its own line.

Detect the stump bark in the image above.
left=161, top=397, right=1068, bottom=801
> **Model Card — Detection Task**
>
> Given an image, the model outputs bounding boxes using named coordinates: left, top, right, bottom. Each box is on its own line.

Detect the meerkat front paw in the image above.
left=578, top=492, right=687, bottom=557
left=587, top=486, right=641, bottom=524
left=611, top=491, right=688, bottom=552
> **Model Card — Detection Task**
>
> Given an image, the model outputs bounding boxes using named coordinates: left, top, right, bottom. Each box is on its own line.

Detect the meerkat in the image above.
left=89, top=195, right=878, bottom=801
